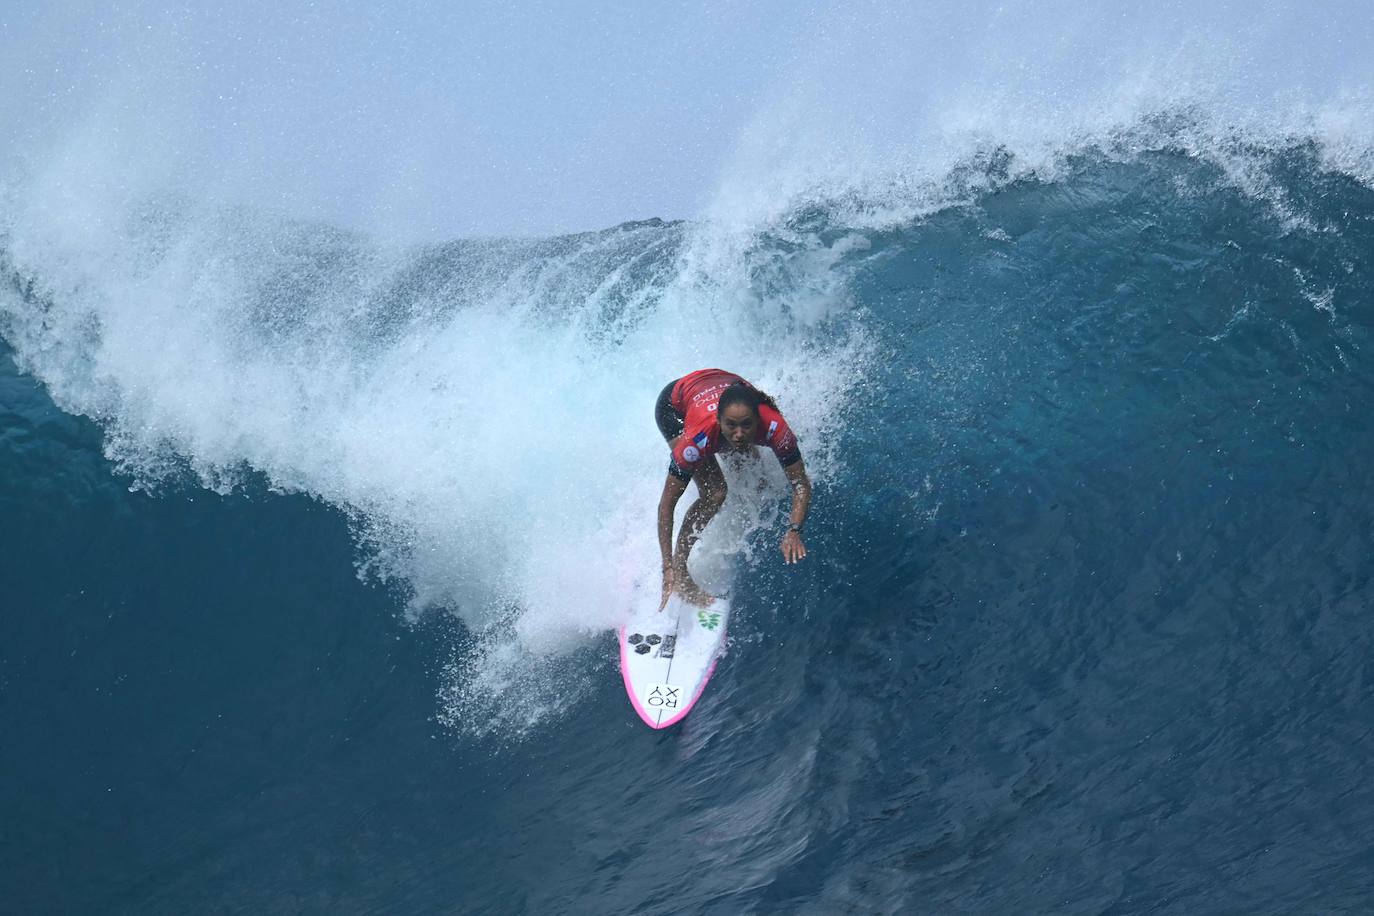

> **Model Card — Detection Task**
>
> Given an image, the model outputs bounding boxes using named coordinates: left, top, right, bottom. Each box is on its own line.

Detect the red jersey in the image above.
left=668, top=369, right=801, bottom=477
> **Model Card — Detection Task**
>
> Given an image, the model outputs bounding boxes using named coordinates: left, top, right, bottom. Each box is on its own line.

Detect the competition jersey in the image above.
left=668, top=369, right=801, bottom=478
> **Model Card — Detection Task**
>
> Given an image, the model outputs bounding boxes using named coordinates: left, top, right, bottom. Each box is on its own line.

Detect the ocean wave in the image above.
left=5, top=101, right=1374, bottom=735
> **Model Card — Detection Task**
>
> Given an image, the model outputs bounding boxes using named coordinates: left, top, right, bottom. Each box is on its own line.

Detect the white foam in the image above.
left=0, top=194, right=872, bottom=736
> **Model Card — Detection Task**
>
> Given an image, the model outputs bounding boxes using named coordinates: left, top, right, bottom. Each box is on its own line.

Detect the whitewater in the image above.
left=4, top=2, right=1374, bottom=912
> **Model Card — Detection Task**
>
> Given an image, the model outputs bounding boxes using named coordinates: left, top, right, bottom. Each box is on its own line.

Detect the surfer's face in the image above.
left=719, top=403, right=757, bottom=450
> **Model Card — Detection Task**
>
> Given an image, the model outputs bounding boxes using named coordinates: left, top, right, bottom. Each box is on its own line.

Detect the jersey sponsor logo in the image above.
left=683, top=445, right=700, bottom=462
left=693, top=432, right=708, bottom=449
left=691, top=382, right=731, bottom=403
left=767, top=420, right=778, bottom=440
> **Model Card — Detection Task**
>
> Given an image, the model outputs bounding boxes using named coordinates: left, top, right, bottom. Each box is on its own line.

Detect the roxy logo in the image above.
left=646, top=684, right=682, bottom=709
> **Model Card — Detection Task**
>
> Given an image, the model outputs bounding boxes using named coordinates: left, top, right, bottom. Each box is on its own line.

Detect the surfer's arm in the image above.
left=658, top=473, right=689, bottom=566
left=781, top=459, right=811, bottom=564
left=658, top=473, right=690, bottom=595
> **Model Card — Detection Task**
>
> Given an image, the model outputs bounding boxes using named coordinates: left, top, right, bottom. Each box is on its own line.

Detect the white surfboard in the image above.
left=619, top=592, right=731, bottom=729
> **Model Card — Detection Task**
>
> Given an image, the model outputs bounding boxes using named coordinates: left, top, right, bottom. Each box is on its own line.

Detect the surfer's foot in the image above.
left=676, top=580, right=716, bottom=607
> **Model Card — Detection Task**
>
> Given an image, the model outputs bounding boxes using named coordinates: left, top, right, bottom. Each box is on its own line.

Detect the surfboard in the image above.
left=619, top=591, right=731, bottom=729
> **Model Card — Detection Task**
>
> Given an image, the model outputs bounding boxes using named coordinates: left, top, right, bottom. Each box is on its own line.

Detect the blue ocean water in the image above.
left=5, top=134, right=1374, bottom=914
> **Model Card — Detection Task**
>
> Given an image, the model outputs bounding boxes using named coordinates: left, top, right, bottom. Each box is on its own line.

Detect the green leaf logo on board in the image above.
left=697, top=611, right=722, bottom=631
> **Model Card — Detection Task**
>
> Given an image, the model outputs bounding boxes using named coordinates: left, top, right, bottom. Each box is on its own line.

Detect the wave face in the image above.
left=6, top=127, right=1374, bottom=910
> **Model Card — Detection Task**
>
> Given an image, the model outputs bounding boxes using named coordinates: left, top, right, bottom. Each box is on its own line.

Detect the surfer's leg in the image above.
left=672, top=456, right=726, bottom=604
left=683, top=455, right=727, bottom=535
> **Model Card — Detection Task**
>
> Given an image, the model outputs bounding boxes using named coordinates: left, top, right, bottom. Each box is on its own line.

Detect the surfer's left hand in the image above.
left=781, top=530, right=807, bottom=564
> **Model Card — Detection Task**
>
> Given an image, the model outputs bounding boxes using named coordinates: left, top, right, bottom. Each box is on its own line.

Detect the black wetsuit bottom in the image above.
left=654, top=379, right=683, bottom=443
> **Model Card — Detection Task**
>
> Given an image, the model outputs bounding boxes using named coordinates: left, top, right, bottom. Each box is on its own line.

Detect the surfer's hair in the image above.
left=719, top=382, right=778, bottom=417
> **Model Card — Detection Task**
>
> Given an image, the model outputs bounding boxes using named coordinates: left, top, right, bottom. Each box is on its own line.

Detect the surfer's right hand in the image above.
left=659, top=567, right=673, bottom=611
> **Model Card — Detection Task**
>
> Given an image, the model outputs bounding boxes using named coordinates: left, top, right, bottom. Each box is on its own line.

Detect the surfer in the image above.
left=655, top=368, right=811, bottom=607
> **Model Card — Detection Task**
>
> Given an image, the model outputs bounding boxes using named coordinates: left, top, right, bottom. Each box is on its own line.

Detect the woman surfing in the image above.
left=655, top=368, right=812, bottom=607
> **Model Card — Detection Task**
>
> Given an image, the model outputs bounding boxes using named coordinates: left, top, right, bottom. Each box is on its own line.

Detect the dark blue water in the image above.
left=5, top=145, right=1374, bottom=913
